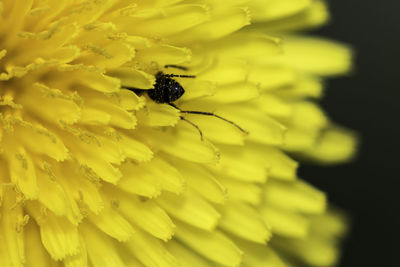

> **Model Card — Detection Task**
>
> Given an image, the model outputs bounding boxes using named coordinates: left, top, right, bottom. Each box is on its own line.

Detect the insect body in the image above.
left=148, top=70, right=194, bottom=104
left=127, top=65, right=248, bottom=139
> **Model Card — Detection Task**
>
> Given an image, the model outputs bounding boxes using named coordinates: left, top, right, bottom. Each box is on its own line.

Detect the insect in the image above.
left=126, top=65, right=248, bottom=139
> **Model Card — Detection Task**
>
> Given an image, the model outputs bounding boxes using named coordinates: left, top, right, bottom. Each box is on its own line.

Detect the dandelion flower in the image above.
left=0, top=1, right=356, bottom=267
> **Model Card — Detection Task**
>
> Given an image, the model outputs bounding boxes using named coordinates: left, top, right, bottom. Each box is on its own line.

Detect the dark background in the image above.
left=301, top=1, right=400, bottom=267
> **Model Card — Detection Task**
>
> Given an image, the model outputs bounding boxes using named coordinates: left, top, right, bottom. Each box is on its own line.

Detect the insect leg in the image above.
left=179, top=116, right=204, bottom=140
left=164, top=74, right=196, bottom=78
left=169, top=103, right=249, bottom=135
left=164, top=65, right=189, bottom=71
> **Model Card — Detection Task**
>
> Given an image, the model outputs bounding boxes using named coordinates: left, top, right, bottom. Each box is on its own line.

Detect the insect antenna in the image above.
left=169, top=103, right=249, bottom=135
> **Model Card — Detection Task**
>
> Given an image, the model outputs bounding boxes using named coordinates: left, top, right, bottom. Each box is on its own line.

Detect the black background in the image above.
left=301, top=1, right=399, bottom=266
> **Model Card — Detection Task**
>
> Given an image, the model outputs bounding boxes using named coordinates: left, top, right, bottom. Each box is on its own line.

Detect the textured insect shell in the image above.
left=149, top=74, right=185, bottom=103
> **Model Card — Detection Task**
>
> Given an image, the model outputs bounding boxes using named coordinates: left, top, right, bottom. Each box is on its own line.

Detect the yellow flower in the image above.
left=0, top=1, right=356, bottom=267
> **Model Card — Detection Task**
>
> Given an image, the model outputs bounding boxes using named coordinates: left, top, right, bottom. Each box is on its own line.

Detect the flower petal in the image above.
left=175, top=221, right=243, bottom=267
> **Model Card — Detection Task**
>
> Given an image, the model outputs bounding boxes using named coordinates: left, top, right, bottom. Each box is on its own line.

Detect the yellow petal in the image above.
left=248, top=65, right=295, bottom=91
left=112, top=89, right=145, bottom=111
left=170, top=7, right=250, bottom=43
left=88, top=204, right=135, bottom=242
left=64, top=235, right=88, bottom=267
left=114, top=190, right=175, bottom=241
left=109, top=68, right=155, bottom=89
left=14, top=120, right=69, bottom=162
left=257, top=1, right=329, bottom=32
left=0, top=190, right=25, bottom=267
left=178, top=80, right=216, bottom=102
left=290, top=101, right=328, bottom=130
left=249, top=144, right=298, bottom=180
left=181, top=112, right=247, bottom=146
left=218, top=201, right=271, bottom=244
left=302, top=126, right=358, bottom=163
left=0, top=0, right=33, bottom=47
left=24, top=221, right=56, bottom=267
left=27, top=205, right=80, bottom=261
left=309, top=209, right=348, bottom=238
left=136, top=44, right=191, bottom=67
left=138, top=125, right=220, bottom=164
left=257, top=94, right=293, bottom=118
left=275, top=75, right=323, bottom=99
left=157, top=190, right=220, bottom=231
left=59, top=68, right=121, bottom=93
left=118, top=162, right=162, bottom=198
left=281, top=127, right=319, bottom=152
left=60, top=161, right=104, bottom=215
left=45, top=45, right=81, bottom=64
left=36, top=167, right=69, bottom=216
left=117, top=4, right=210, bottom=37
left=119, top=133, right=154, bottom=162
left=78, top=41, right=135, bottom=70
left=84, top=98, right=136, bottom=129
left=65, top=132, right=123, bottom=184
left=249, top=0, right=311, bottom=21
left=271, top=36, right=352, bottom=76
left=79, top=107, right=111, bottom=126
left=264, top=179, right=326, bottom=214
left=136, top=102, right=180, bottom=127
left=167, top=240, right=211, bottom=267
left=273, top=236, right=339, bottom=267
left=7, top=147, right=38, bottom=199
left=217, top=103, right=287, bottom=145
left=219, top=176, right=262, bottom=205
left=197, top=58, right=248, bottom=85
left=210, top=82, right=260, bottom=104
left=126, top=229, right=179, bottom=267
left=175, top=220, right=243, bottom=267
left=205, top=32, right=282, bottom=62
left=21, top=84, right=80, bottom=125
left=173, top=160, right=227, bottom=204
left=119, top=156, right=184, bottom=196
left=234, top=238, right=286, bottom=267
left=211, top=144, right=269, bottom=183
left=80, top=222, right=126, bottom=267
left=260, top=205, right=309, bottom=238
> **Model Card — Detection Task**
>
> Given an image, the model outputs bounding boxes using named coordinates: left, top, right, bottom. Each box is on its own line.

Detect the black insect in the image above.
left=126, top=65, right=248, bottom=139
